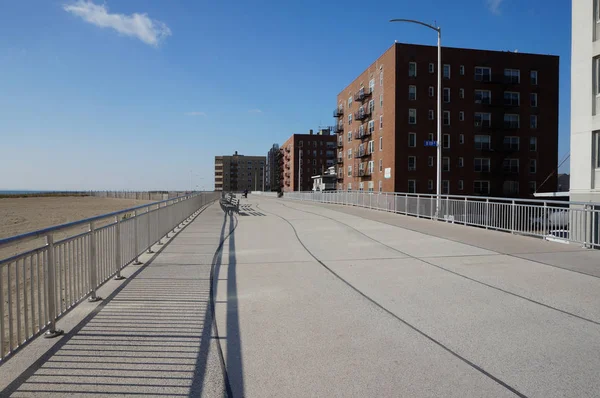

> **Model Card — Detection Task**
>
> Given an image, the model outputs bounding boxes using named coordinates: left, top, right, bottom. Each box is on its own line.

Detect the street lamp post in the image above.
left=390, top=19, right=442, bottom=218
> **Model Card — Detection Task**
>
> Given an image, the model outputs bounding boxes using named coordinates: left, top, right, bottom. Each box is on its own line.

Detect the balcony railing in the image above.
left=333, top=108, right=344, bottom=118
left=354, top=109, right=371, bottom=121
left=333, top=124, right=344, bottom=134
left=337, top=157, right=344, bottom=164
left=354, top=90, right=372, bottom=102
left=283, top=191, right=600, bottom=249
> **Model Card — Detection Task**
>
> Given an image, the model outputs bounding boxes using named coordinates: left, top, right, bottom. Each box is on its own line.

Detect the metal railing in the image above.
left=284, top=191, right=600, bottom=249
left=0, top=192, right=219, bottom=361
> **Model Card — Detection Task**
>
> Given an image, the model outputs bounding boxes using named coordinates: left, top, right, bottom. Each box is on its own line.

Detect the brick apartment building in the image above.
left=214, top=151, right=266, bottom=192
left=281, top=129, right=337, bottom=192
left=334, top=42, right=559, bottom=197
left=266, top=144, right=281, bottom=192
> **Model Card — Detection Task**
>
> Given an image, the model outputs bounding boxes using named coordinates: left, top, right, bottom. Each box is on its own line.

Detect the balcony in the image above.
left=337, top=157, right=344, bottom=164
left=337, top=141, right=344, bottom=148
left=354, top=150, right=371, bottom=159
left=333, top=108, right=344, bottom=118
left=333, top=124, right=344, bottom=134
left=354, top=109, right=372, bottom=121
left=354, top=89, right=372, bottom=103
left=354, top=129, right=372, bottom=140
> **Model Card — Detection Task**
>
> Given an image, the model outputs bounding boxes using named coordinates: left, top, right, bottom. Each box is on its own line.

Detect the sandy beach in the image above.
left=0, top=196, right=152, bottom=240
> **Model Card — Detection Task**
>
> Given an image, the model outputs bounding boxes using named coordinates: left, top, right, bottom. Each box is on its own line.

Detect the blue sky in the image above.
left=0, top=0, right=571, bottom=191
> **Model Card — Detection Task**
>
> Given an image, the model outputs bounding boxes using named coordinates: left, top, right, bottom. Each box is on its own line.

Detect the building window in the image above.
left=408, top=156, right=416, bottom=170
left=459, top=88, right=464, bottom=99
left=443, top=134, right=450, bottom=148
left=428, top=180, right=434, bottom=191
left=429, top=86, right=435, bottom=97
left=380, top=70, right=384, bottom=86
left=429, top=110, right=434, bottom=120
left=504, top=91, right=520, bottom=106
left=369, top=100, right=375, bottom=112
left=380, top=115, right=383, bottom=129
left=530, top=115, right=538, bottom=129
left=429, top=63, right=435, bottom=73
left=443, top=157, right=450, bottom=172
left=443, top=87, right=451, bottom=103
left=458, top=180, right=464, bottom=190
left=428, top=133, right=434, bottom=141
left=347, top=132, right=352, bottom=142
left=530, top=93, right=538, bottom=107
left=504, top=114, right=520, bottom=129
left=409, top=132, right=417, bottom=147
left=459, top=134, right=464, bottom=144
left=369, top=79, right=375, bottom=93
left=530, top=70, right=538, bottom=85
left=595, top=57, right=600, bottom=97
left=409, top=62, right=417, bottom=77
left=474, top=181, right=490, bottom=195
left=379, top=136, right=383, bottom=151
left=379, top=159, right=383, bottom=172
left=348, top=166, right=352, bottom=177
left=368, top=161, right=374, bottom=175
left=368, top=140, right=375, bottom=154
left=504, top=69, right=520, bottom=84
left=443, top=111, right=450, bottom=126
left=459, top=111, right=465, bottom=121
left=359, top=182, right=364, bottom=192
left=475, top=66, right=492, bottom=82
left=408, top=180, right=416, bottom=193
left=503, top=158, right=520, bottom=173
left=458, top=157, right=464, bottom=167
left=348, top=149, right=352, bottom=159
left=594, top=131, right=600, bottom=168
left=529, top=159, right=537, bottom=174
left=529, top=181, right=537, bottom=193
left=460, top=65, right=465, bottom=76
left=380, top=94, right=383, bottom=107
left=409, top=85, right=417, bottom=100
left=409, top=109, right=417, bottom=124
left=530, top=137, right=537, bottom=151
left=368, top=181, right=374, bottom=192
left=475, top=112, right=491, bottom=127
left=474, top=158, right=491, bottom=172
left=475, top=135, right=491, bottom=150
left=428, top=156, right=434, bottom=167
left=348, top=97, right=353, bottom=108
left=442, top=180, right=449, bottom=194
left=368, top=120, right=375, bottom=133
left=312, top=159, right=316, bottom=166
left=443, top=64, right=451, bottom=79
left=503, top=136, right=520, bottom=150
left=379, top=181, right=383, bottom=192
left=347, top=183, right=352, bottom=191
left=503, top=181, right=520, bottom=195
left=475, top=90, right=491, bottom=104
left=348, top=114, right=352, bottom=125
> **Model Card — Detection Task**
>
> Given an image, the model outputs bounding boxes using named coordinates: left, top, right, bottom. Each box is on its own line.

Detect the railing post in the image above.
left=485, top=199, right=490, bottom=229
left=157, top=203, right=164, bottom=245
left=147, top=206, right=154, bottom=254
left=44, top=234, right=63, bottom=338
left=510, top=200, right=516, bottom=234
left=464, top=197, right=468, bottom=225
left=114, top=216, right=125, bottom=280
left=416, top=195, right=420, bottom=218
left=88, top=222, right=101, bottom=302
left=134, top=210, right=142, bottom=265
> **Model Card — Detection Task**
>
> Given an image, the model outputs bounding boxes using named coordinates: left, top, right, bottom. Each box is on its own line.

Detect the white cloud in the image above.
left=63, top=1, right=171, bottom=47
left=487, top=0, right=503, bottom=15
left=248, top=109, right=263, bottom=114
left=185, top=112, right=206, bottom=116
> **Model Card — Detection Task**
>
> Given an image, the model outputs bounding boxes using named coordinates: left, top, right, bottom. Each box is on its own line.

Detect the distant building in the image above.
left=281, top=129, right=337, bottom=192
left=335, top=42, right=559, bottom=197
left=214, top=151, right=266, bottom=192
left=557, top=174, right=570, bottom=192
left=312, top=166, right=337, bottom=192
left=570, top=0, right=600, bottom=204
left=266, top=144, right=281, bottom=192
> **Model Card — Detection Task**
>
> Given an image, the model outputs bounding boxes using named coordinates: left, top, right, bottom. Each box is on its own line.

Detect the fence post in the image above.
left=542, top=202, right=548, bottom=236
left=464, top=197, right=468, bottom=225
left=485, top=199, right=490, bottom=230
left=114, top=216, right=125, bottom=280
left=44, top=234, right=63, bottom=338
left=416, top=195, right=421, bottom=218
left=510, top=200, right=516, bottom=234
left=88, top=222, right=101, bottom=302
left=134, top=210, right=142, bottom=265
left=147, top=207, right=154, bottom=254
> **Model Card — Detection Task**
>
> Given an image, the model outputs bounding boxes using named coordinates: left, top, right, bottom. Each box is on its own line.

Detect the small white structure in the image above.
left=312, top=166, right=337, bottom=192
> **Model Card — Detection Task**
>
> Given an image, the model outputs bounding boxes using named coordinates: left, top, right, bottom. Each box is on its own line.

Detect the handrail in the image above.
left=0, top=193, right=196, bottom=249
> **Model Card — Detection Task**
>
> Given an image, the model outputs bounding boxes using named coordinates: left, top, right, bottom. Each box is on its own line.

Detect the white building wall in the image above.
left=571, top=0, right=600, bottom=202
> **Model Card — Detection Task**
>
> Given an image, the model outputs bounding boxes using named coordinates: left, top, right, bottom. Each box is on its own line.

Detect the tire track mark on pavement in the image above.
left=278, top=202, right=600, bottom=327
left=257, top=202, right=527, bottom=398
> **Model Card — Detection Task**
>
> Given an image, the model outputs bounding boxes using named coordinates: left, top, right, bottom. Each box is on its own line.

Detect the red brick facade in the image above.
left=335, top=43, right=559, bottom=198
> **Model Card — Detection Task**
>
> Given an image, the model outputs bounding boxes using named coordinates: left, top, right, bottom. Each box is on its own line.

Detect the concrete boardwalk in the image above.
left=2, top=197, right=600, bottom=397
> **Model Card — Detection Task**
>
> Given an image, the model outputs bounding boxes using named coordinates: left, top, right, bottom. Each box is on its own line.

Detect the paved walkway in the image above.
left=2, top=197, right=600, bottom=397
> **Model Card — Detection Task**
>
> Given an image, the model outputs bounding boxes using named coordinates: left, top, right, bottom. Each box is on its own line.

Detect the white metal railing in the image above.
left=0, top=192, right=219, bottom=361
left=284, top=191, right=600, bottom=249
